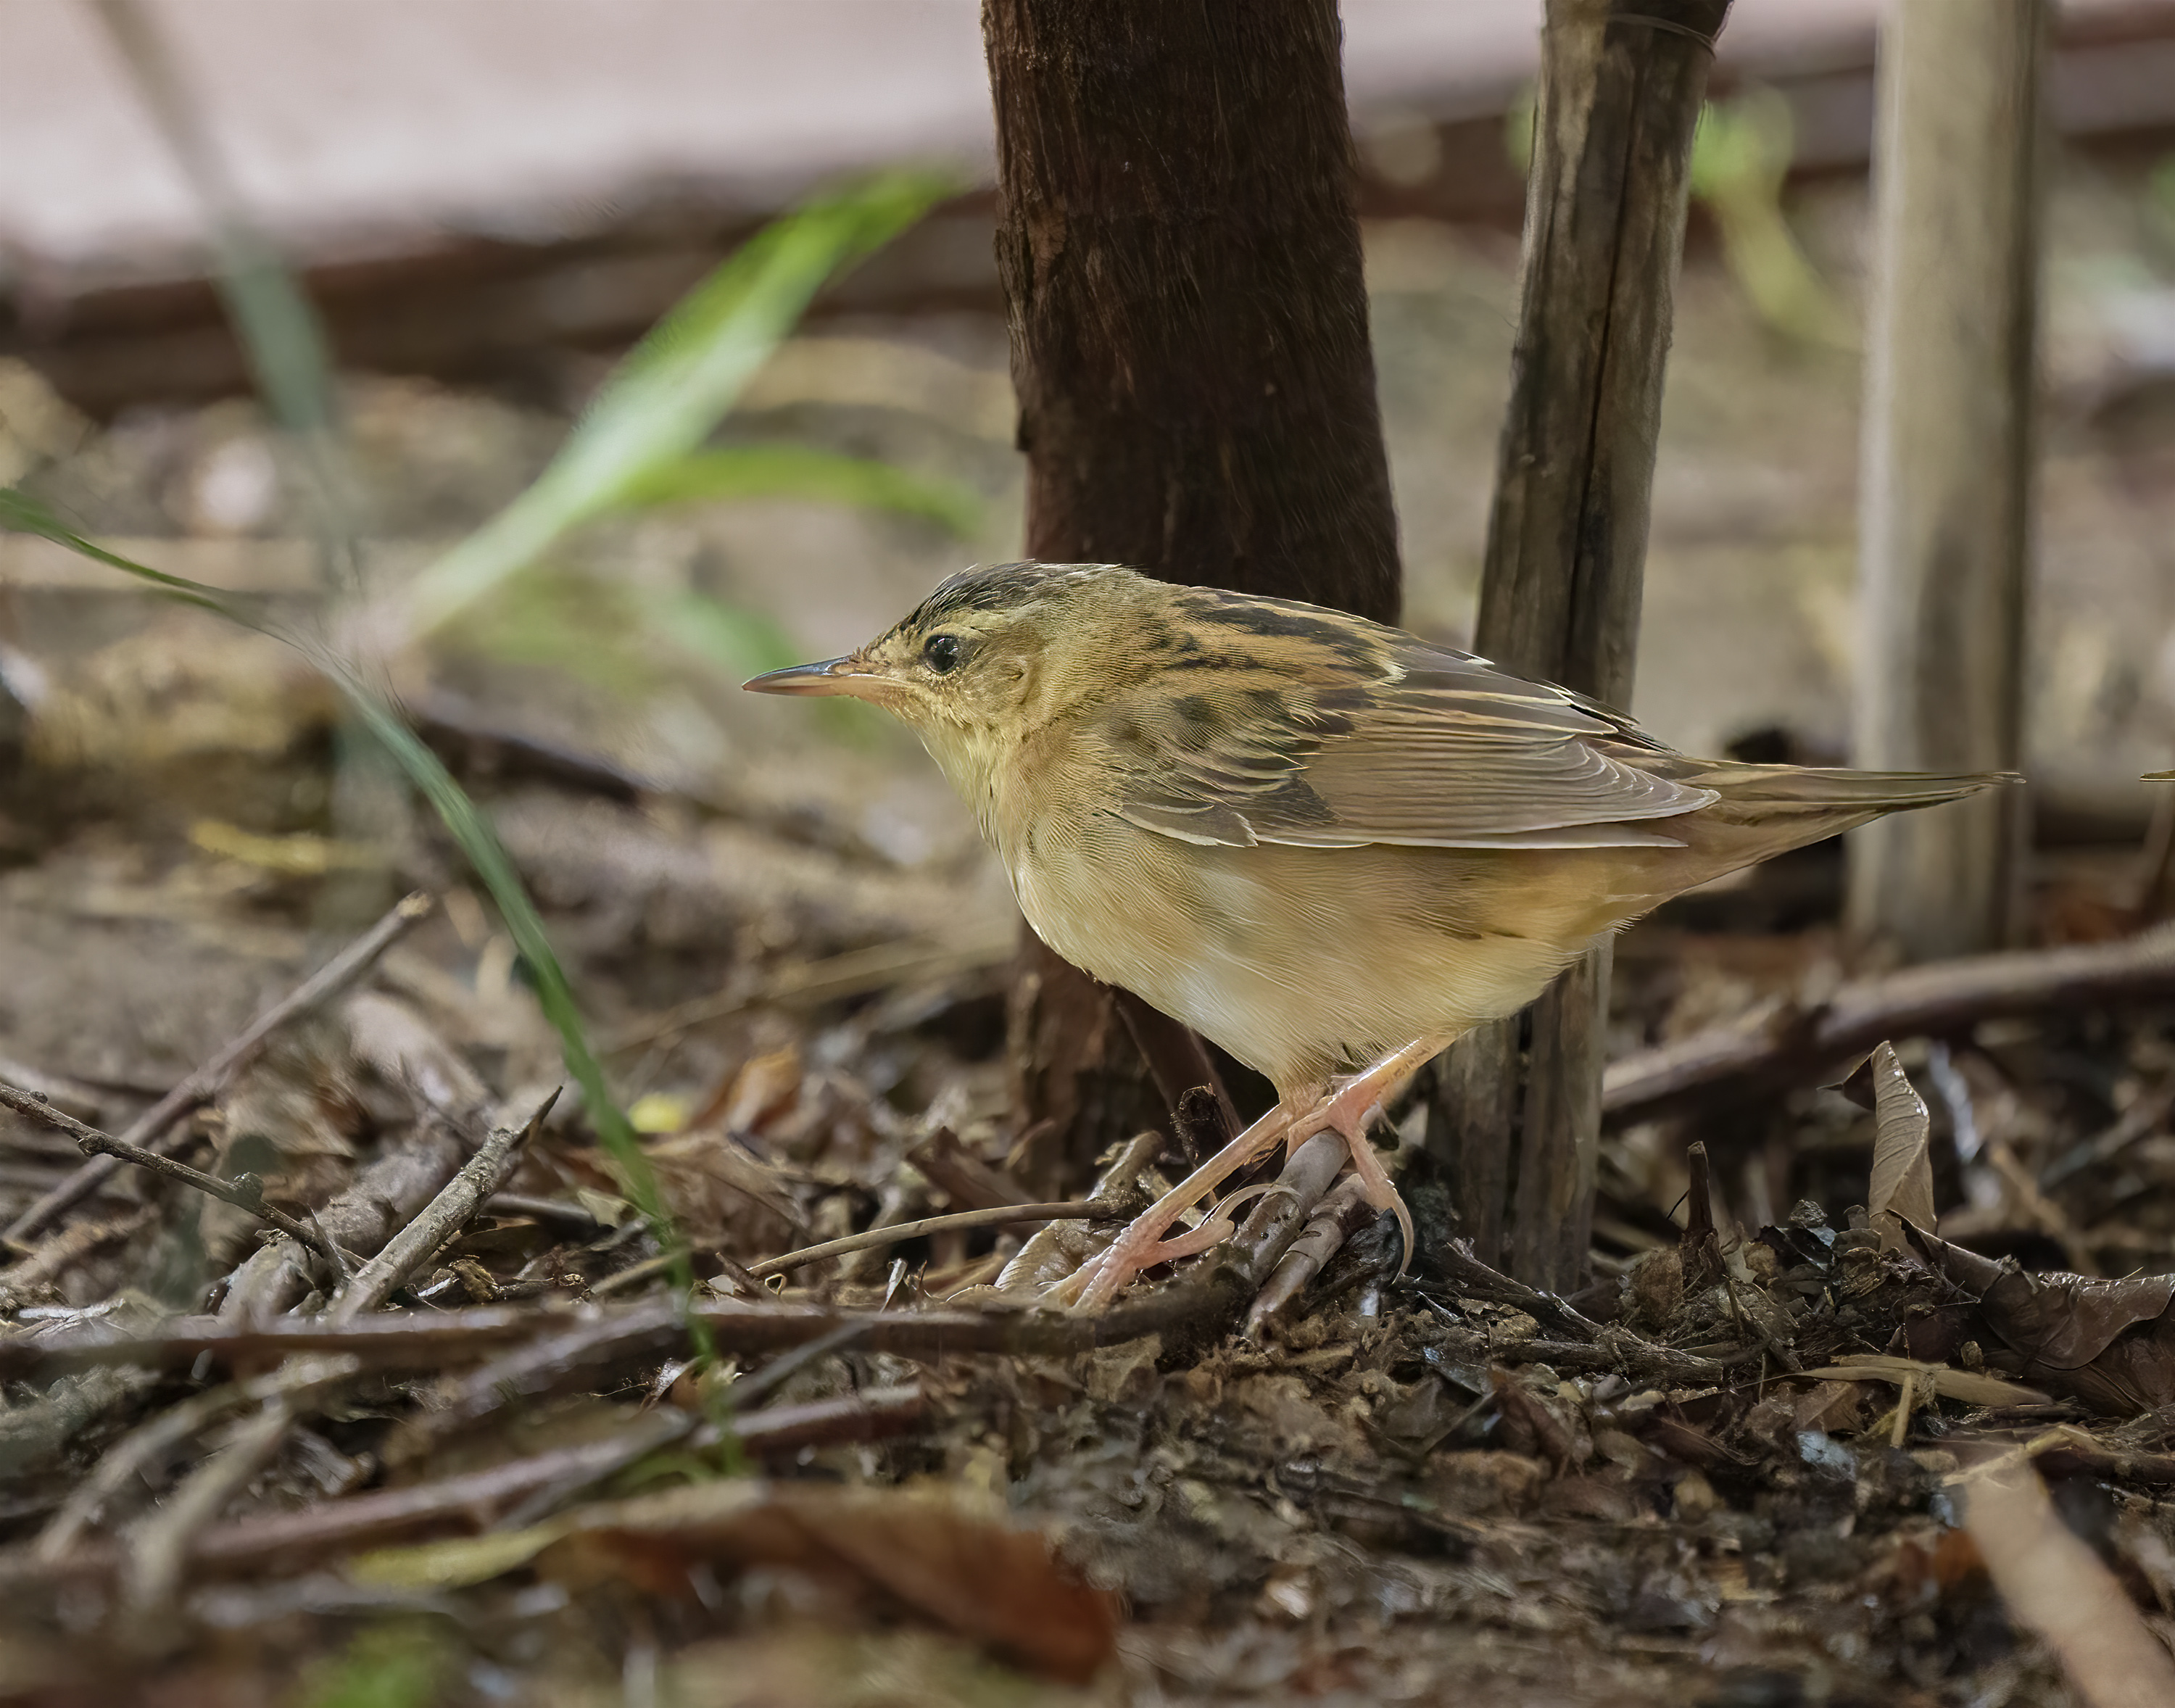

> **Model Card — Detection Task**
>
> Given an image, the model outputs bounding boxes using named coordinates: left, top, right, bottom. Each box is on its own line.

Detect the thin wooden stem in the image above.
left=1437, top=0, right=1728, bottom=1291
left=747, top=1201, right=1117, bottom=1280
left=0, top=1084, right=340, bottom=1266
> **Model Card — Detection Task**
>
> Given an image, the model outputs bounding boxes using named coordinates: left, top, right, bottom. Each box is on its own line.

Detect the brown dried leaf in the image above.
left=1910, top=1227, right=2175, bottom=1413
left=1852, top=1042, right=1935, bottom=1253
left=645, top=1127, right=804, bottom=1246
left=352, top=1480, right=1116, bottom=1683
left=716, top=1045, right=803, bottom=1136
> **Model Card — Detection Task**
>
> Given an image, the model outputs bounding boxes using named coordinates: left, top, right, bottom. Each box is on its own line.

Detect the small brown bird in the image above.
left=747, top=563, right=2008, bottom=1307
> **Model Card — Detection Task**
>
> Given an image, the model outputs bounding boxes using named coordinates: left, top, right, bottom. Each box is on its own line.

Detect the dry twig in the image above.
left=328, top=1088, right=558, bottom=1322
left=748, top=1200, right=1116, bottom=1279
left=0, top=1084, right=341, bottom=1265
left=13, top=1388, right=928, bottom=1590
left=36, top=1355, right=363, bottom=1563
left=125, top=1399, right=295, bottom=1614
left=4, top=893, right=432, bottom=1245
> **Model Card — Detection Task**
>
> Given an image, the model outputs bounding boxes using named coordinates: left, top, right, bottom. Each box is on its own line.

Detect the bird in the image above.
left=746, top=562, right=2011, bottom=1309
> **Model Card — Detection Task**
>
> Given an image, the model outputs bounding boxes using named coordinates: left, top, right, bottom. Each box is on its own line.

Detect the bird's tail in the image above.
left=1663, top=760, right=2016, bottom=871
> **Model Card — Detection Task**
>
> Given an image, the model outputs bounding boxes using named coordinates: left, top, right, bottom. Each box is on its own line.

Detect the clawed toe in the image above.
left=1066, top=1183, right=1283, bottom=1309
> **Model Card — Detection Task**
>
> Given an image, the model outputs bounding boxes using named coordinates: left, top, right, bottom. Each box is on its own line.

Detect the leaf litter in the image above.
left=5, top=387, right=2175, bottom=1704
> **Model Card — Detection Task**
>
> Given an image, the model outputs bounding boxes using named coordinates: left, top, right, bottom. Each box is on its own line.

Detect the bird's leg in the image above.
left=1280, top=1035, right=1449, bottom=1281
left=1061, top=1102, right=1301, bottom=1310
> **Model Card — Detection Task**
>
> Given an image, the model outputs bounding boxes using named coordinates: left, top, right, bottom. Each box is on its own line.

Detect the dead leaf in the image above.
left=1910, top=1228, right=2175, bottom=1414
left=645, top=1126, right=805, bottom=1245
left=716, top=1046, right=803, bottom=1136
left=349, top=1480, right=1115, bottom=1683
left=1794, top=1380, right=1866, bottom=1435
left=1846, top=1043, right=1935, bottom=1253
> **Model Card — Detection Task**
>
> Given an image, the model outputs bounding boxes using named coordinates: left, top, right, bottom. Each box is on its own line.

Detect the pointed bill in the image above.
left=742, top=657, right=882, bottom=697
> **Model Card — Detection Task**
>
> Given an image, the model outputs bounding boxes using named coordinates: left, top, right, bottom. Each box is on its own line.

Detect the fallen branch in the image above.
left=1603, top=924, right=2175, bottom=1125
left=10, top=1387, right=930, bottom=1589
left=7, top=1287, right=1233, bottom=1382
left=1246, top=1175, right=1376, bottom=1337
left=0, top=1084, right=341, bottom=1266
left=4, top=892, right=432, bottom=1244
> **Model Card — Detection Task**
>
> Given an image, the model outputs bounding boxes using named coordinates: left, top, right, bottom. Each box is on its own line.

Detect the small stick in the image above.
left=5, top=1285, right=1243, bottom=1385
left=0, top=1085, right=340, bottom=1266
left=5, top=892, right=432, bottom=1244
left=12, top=1389, right=929, bottom=1589
left=1112, top=987, right=1241, bottom=1141
left=1246, top=1174, right=1376, bottom=1335
left=327, top=1087, right=558, bottom=1322
left=1430, top=1238, right=1612, bottom=1343
left=125, top=1398, right=296, bottom=1614
left=589, top=1247, right=694, bottom=1299
left=0, top=1208, right=153, bottom=1310
left=747, top=1200, right=1116, bottom=1280
left=1682, top=1140, right=1723, bottom=1288
left=36, top=1354, right=362, bottom=1563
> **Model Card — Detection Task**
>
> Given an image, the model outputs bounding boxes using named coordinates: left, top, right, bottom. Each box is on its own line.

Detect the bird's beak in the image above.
left=742, top=656, right=885, bottom=699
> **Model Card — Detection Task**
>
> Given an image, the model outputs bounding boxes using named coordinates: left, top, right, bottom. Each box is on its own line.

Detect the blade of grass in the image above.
left=619, top=444, right=981, bottom=535
left=400, top=170, right=953, bottom=639
left=0, top=490, right=676, bottom=1264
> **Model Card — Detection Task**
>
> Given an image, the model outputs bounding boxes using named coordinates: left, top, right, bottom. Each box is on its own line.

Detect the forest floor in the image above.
left=2, top=192, right=2175, bottom=1704
left=1, top=582, right=2172, bottom=1706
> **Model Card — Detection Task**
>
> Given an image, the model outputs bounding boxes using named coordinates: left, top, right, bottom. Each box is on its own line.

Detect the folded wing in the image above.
left=1103, top=629, right=1718, bottom=852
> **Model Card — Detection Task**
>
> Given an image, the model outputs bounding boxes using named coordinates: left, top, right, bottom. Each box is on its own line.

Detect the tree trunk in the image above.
left=1430, top=0, right=1730, bottom=1288
left=1847, top=0, right=2044, bottom=961
left=982, top=0, right=1400, bottom=1181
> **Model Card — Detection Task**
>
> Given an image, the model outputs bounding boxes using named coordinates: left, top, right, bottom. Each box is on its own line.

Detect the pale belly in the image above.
left=1004, top=809, right=1644, bottom=1092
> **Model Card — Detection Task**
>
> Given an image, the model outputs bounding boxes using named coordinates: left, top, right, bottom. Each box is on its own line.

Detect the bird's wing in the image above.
left=1100, top=627, right=1717, bottom=852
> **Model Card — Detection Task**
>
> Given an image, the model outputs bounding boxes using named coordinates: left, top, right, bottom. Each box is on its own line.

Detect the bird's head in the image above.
left=743, top=561, right=1142, bottom=798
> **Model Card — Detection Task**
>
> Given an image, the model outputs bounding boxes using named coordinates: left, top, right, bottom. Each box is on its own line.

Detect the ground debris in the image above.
left=3, top=614, right=2174, bottom=1701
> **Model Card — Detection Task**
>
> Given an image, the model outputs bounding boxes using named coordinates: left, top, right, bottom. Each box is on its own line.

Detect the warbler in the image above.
left=747, top=563, right=2009, bottom=1307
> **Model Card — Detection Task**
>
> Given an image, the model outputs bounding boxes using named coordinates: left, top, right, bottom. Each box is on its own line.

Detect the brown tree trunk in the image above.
left=982, top=0, right=1400, bottom=1182
left=1430, top=0, right=1730, bottom=1287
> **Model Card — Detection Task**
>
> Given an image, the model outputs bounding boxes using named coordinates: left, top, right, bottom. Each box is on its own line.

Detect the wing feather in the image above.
left=1101, top=619, right=1716, bottom=853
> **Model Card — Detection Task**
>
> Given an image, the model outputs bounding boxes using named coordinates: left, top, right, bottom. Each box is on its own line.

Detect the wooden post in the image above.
left=1847, top=0, right=2044, bottom=961
left=982, top=0, right=1401, bottom=1182
left=1430, top=0, right=1729, bottom=1288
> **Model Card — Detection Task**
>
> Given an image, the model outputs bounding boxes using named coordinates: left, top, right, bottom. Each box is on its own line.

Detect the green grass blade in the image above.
left=0, top=489, right=679, bottom=1264
left=402, top=170, right=953, bottom=638
left=620, top=444, right=981, bottom=535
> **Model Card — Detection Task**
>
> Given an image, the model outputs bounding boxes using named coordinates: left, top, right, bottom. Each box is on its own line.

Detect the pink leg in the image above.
left=1280, top=1036, right=1449, bottom=1281
left=1066, top=1035, right=1452, bottom=1310
left=1061, top=1103, right=1300, bottom=1309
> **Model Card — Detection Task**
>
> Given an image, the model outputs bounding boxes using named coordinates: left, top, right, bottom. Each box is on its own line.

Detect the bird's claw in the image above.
left=1062, top=1182, right=1291, bottom=1309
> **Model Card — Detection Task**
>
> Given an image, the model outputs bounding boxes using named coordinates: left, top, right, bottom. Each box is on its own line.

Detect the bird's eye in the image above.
left=922, top=633, right=962, bottom=674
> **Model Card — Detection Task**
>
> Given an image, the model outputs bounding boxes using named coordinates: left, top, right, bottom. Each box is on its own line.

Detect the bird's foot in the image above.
left=1062, top=1106, right=1296, bottom=1310
left=1285, top=1053, right=1429, bottom=1280
left=1058, top=1182, right=1283, bottom=1306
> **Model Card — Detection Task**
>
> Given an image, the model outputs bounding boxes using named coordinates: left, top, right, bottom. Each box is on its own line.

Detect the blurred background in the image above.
left=2, top=0, right=2174, bottom=1061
